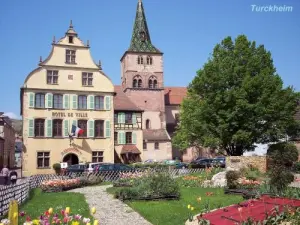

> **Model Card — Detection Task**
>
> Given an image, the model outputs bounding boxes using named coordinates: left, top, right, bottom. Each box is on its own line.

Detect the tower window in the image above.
left=146, top=119, right=150, bottom=129
left=133, top=79, right=138, bottom=88
left=138, top=79, right=142, bottom=88
left=147, top=56, right=152, bottom=65
left=69, top=36, right=74, bottom=44
left=148, top=76, right=158, bottom=89
left=137, top=56, right=143, bottom=65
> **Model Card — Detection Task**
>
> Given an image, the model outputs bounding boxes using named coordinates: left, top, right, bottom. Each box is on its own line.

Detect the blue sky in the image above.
left=0, top=0, right=299, bottom=119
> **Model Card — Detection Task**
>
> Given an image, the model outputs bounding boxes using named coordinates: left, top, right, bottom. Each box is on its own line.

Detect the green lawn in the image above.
left=19, top=189, right=92, bottom=224
left=107, top=187, right=243, bottom=225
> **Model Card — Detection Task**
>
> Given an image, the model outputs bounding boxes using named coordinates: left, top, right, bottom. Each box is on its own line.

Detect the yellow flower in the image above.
left=187, top=204, right=191, bottom=209
left=71, top=221, right=79, bottom=225
left=91, top=207, right=96, bottom=214
left=48, top=207, right=53, bottom=214
left=197, top=197, right=202, bottom=202
left=191, top=207, right=195, bottom=211
left=87, top=223, right=91, bottom=225
left=32, top=219, right=40, bottom=225
left=13, top=212, right=18, bottom=218
left=65, top=207, right=70, bottom=214
left=93, top=220, right=99, bottom=225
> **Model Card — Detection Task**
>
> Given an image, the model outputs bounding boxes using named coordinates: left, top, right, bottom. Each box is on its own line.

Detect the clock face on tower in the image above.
left=140, top=31, right=146, bottom=42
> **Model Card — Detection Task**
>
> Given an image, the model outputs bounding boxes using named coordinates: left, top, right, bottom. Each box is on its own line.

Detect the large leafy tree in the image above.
left=173, top=35, right=300, bottom=156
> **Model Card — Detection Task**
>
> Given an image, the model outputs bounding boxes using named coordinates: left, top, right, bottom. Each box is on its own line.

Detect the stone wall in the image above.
left=226, top=156, right=267, bottom=173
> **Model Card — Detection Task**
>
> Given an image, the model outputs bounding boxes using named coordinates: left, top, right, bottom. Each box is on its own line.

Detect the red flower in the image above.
left=26, top=216, right=31, bottom=222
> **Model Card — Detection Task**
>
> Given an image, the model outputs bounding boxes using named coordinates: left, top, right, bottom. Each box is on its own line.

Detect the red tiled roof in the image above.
left=120, top=145, right=141, bottom=154
left=143, top=129, right=171, bottom=141
left=114, top=85, right=142, bottom=111
left=164, top=87, right=187, bottom=105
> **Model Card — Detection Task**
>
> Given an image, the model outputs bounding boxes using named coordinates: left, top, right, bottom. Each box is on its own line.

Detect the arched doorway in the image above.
left=63, top=153, right=79, bottom=165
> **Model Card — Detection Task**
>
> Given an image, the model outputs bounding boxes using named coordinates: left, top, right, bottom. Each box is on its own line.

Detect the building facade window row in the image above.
left=28, top=93, right=111, bottom=111
left=47, top=69, right=94, bottom=86
left=114, top=112, right=137, bottom=124
left=28, top=118, right=111, bottom=138
left=142, top=141, right=159, bottom=150
left=114, top=131, right=137, bottom=145
left=36, top=150, right=104, bottom=168
left=137, top=55, right=153, bottom=65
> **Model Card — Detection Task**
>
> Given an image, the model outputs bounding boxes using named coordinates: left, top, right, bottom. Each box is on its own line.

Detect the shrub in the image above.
left=240, top=166, right=262, bottom=181
left=267, top=142, right=298, bottom=192
left=226, top=170, right=241, bottom=189
left=52, top=163, right=61, bottom=175
left=293, top=161, right=300, bottom=173
left=114, top=172, right=180, bottom=200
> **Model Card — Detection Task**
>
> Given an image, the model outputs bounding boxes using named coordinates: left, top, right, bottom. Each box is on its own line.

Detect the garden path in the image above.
left=69, top=185, right=152, bottom=225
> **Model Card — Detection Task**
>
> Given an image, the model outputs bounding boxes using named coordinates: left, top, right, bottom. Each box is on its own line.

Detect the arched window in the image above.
left=147, top=56, right=152, bottom=65
left=138, top=79, right=142, bottom=88
left=148, top=76, right=157, bottom=89
left=146, top=119, right=150, bottom=129
left=133, top=75, right=142, bottom=88
left=148, top=80, right=153, bottom=89
left=133, top=79, right=138, bottom=88
left=153, top=80, right=158, bottom=88
left=137, top=56, right=143, bottom=65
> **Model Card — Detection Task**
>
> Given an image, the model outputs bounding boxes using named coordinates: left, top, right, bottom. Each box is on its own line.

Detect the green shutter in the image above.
left=122, top=113, right=126, bottom=123
left=88, top=120, right=94, bottom=138
left=118, top=132, right=121, bottom=144
left=122, top=132, right=126, bottom=144
left=132, top=132, right=137, bottom=144
left=105, top=96, right=111, bottom=110
left=71, top=120, right=77, bottom=136
left=46, top=119, right=52, bottom=137
left=118, top=113, right=121, bottom=124
left=105, top=120, right=111, bottom=137
left=63, top=94, right=69, bottom=109
left=64, top=120, right=69, bottom=137
left=28, top=119, right=34, bottom=137
left=28, top=93, right=35, bottom=108
left=47, top=93, right=53, bottom=108
left=132, top=113, right=137, bottom=124
left=72, top=95, right=77, bottom=109
left=89, top=95, right=95, bottom=110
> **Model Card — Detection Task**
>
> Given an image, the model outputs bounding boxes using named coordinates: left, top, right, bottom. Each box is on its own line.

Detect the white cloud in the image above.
left=4, top=112, right=21, bottom=120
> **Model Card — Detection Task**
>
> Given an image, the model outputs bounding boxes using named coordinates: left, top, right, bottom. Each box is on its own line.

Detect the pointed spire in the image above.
left=66, top=20, right=78, bottom=36
left=98, top=60, right=102, bottom=70
left=52, top=36, right=56, bottom=44
left=39, top=56, right=42, bottom=63
left=128, top=0, right=160, bottom=53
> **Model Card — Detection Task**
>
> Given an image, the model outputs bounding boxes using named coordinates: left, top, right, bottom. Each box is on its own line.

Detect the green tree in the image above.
left=173, top=35, right=300, bottom=156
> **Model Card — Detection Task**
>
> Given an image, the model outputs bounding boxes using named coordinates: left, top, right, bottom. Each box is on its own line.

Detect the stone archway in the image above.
left=63, top=153, right=79, bottom=165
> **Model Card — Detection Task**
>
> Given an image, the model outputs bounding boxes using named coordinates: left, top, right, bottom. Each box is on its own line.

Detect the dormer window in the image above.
left=66, top=49, right=76, bottom=64
left=68, top=36, right=74, bottom=44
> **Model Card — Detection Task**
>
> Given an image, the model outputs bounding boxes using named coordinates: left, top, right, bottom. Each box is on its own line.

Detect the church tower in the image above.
left=120, top=0, right=166, bottom=130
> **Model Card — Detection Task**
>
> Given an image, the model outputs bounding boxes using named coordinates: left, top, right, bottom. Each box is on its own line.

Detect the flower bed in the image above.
left=1, top=206, right=98, bottom=225
left=40, top=179, right=81, bottom=192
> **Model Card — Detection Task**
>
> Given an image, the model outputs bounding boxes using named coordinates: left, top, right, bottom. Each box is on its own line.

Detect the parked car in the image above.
left=65, top=163, right=87, bottom=173
left=212, top=156, right=226, bottom=168
left=191, top=157, right=208, bottom=163
left=190, top=158, right=214, bottom=168
left=93, top=163, right=134, bottom=172
left=86, top=162, right=103, bottom=173
left=174, top=162, right=188, bottom=169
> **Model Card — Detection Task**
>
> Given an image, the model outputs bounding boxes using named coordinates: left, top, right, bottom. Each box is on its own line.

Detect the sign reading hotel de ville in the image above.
left=52, top=112, right=88, bottom=118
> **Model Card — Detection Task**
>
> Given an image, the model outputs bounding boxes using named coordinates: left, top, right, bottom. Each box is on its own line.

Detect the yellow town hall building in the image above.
left=21, top=0, right=189, bottom=175
left=21, top=22, right=115, bottom=176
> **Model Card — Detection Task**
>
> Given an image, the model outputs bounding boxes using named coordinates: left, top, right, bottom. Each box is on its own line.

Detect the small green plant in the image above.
left=52, top=163, right=61, bottom=175
left=226, top=170, right=241, bottom=189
